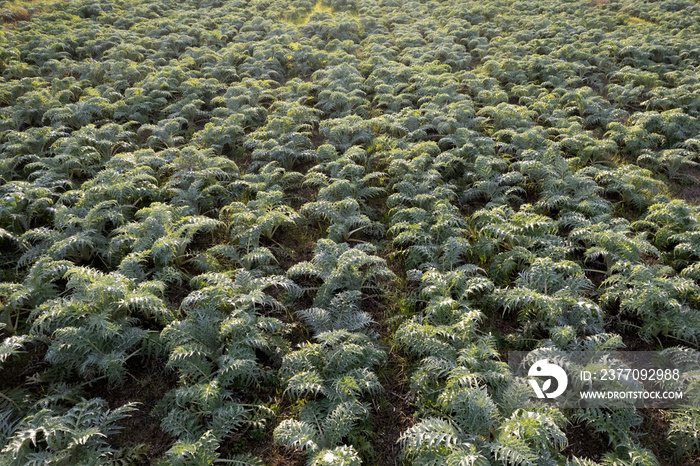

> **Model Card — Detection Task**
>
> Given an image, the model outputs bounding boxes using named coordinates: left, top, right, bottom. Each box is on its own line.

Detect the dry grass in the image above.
left=2, top=0, right=62, bottom=9
left=1, top=5, right=30, bottom=22
left=628, top=16, right=655, bottom=26
left=283, top=1, right=335, bottom=25
left=0, top=0, right=65, bottom=24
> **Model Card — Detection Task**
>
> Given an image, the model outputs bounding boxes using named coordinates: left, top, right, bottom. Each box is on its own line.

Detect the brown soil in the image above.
left=310, top=129, right=325, bottom=150
left=188, top=229, right=215, bottom=253
left=459, top=198, right=488, bottom=218
left=289, top=185, right=318, bottom=211
left=0, top=339, right=47, bottom=395
left=638, top=409, right=674, bottom=465
left=167, top=281, right=191, bottom=310
left=103, top=358, right=177, bottom=464
left=672, top=167, right=700, bottom=205
left=640, top=252, right=660, bottom=267
left=365, top=193, right=389, bottom=218
left=269, top=223, right=318, bottom=272
left=469, top=56, right=482, bottom=70
left=484, top=308, right=520, bottom=355
left=219, top=394, right=306, bottom=466
left=586, top=268, right=608, bottom=291
left=192, top=114, right=210, bottom=132
left=261, top=445, right=306, bottom=465
left=484, top=308, right=519, bottom=336
left=236, top=147, right=254, bottom=174
left=676, top=184, right=700, bottom=205
left=295, top=159, right=321, bottom=175
left=563, top=420, right=608, bottom=461
left=604, top=318, right=659, bottom=351
left=363, top=277, right=416, bottom=465
left=372, top=348, right=415, bottom=465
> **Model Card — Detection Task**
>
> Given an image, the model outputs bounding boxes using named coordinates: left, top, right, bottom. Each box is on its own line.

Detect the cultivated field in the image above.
left=1, top=0, right=700, bottom=464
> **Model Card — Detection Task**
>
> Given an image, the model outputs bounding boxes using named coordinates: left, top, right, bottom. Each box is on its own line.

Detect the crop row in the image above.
left=1, top=0, right=700, bottom=464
